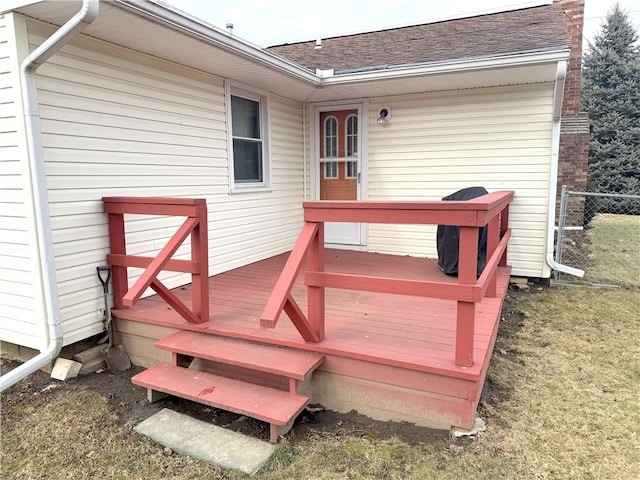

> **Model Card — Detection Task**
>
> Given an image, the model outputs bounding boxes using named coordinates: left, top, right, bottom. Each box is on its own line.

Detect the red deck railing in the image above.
left=102, top=197, right=209, bottom=324
left=261, top=191, right=514, bottom=367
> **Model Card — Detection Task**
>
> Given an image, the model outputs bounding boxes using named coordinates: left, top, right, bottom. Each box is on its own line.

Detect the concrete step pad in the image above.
left=134, top=408, right=275, bottom=475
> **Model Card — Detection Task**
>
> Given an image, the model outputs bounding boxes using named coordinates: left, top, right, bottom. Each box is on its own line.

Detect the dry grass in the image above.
left=0, top=389, right=237, bottom=480
left=2, top=287, right=639, bottom=479
left=257, top=288, right=640, bottom=480
left=585, top=213, right=640, bottom=288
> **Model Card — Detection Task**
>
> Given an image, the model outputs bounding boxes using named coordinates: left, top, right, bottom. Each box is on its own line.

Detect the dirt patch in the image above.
left=1, top=284, right=534, bottom=447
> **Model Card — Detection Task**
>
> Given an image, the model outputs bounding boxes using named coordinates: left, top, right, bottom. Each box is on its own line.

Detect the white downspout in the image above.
left=545, top=60, right=584, bottom=277
left=0, top=0, right=100, bottom=392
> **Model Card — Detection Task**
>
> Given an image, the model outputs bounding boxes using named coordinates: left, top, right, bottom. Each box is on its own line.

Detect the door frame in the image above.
left=310, top=100, right=369, bottom=248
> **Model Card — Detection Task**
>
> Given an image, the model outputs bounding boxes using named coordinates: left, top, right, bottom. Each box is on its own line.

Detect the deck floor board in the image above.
left=114, top=250, right=509, bottom=381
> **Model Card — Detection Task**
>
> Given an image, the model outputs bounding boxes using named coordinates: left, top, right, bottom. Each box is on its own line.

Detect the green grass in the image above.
left=2, top=287, right=639, bottom=479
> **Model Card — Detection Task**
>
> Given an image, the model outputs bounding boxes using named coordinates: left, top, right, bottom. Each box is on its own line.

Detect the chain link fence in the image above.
left=554, top=186, right=640, bottom=288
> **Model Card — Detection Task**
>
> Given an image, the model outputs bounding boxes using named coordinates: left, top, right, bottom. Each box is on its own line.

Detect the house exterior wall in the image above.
left=0, top=12, right=44, bottom=350
left=364, top=84, right=555, bottom=278
left=2, top=19, right=304, bottom=347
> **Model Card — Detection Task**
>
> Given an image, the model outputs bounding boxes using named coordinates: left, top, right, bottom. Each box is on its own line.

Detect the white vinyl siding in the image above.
left=23, top=19, right=304, bottom=346
left=366, top=84, right=554, bottom=278
left=0, top=12, right=43, bottom=350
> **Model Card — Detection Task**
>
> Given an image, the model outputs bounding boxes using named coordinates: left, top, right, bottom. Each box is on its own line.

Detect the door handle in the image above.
left=357, top=172, right=361, bottom=183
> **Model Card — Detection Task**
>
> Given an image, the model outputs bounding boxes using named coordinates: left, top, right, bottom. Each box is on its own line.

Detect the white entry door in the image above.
left=317, top=108, right=362, bottom=245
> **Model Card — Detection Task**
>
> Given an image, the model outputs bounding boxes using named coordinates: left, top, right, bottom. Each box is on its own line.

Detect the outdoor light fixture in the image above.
left=377, top=107, right=391, bottom=125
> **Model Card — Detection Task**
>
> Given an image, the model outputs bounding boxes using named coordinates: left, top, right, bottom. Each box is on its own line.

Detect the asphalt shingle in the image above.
left=267, top=4, right=569, bottom=73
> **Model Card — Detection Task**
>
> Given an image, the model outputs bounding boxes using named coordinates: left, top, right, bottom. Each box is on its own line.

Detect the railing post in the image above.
left=499, top=205, right=509, bottom=267
left=307, top=221, right=325, bottom=341
left=107, top=212, right=128, bottom=309
left=486, top=216, right=499, bottom=298
left=455, top=226, right=478, bottom=367
left=191, top=201, right=209, bottom=322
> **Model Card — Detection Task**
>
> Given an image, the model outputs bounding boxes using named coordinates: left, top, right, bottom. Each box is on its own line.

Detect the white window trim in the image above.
left=324, top=161, right=338, bottom=179
left=345, top=160, right=358, bottom=179
left=225, top=80, right=271, bottom=193
left=345, top=114, right=358, bottom=158
left=323, top=115, right=338, bottom=158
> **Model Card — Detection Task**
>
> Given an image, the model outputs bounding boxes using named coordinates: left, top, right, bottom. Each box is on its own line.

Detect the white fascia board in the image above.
left=320, top=49, right=571, bottom=86
left=0, top=0, right=44, bottom=14
left=114, top=0, right=320, bottom=86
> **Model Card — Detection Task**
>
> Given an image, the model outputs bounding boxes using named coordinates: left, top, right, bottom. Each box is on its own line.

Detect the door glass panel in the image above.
left=346, top=115, right=358, bottom=156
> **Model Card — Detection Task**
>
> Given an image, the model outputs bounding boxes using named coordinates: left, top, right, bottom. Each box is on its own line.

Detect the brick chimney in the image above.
left=554, top=0, right=590, bottom=215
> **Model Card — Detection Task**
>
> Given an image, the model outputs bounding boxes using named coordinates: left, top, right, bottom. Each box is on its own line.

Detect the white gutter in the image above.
left=545, top=60, right=584, bottom=277
left=320, top=49, right=570, bottom=85
left=0, top=0, right=100, bottom=392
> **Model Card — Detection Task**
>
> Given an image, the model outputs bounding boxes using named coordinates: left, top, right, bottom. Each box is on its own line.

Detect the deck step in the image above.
left=156, top=331, right=324, bottom=380
left=132, top=363, right=310, bottom=439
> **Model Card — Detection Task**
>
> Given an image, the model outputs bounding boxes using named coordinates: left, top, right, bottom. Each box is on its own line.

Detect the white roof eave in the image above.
left=7, top=0, right=571, bottom=102
left=321, top=49, right=571, bottom=86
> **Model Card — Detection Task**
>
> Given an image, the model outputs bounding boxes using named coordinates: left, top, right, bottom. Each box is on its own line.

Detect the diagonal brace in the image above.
left=123, top=217, right=198, bottom=307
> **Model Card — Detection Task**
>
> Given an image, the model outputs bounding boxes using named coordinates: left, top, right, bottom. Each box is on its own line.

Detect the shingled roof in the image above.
left=267, top=4, right=569, bottom=74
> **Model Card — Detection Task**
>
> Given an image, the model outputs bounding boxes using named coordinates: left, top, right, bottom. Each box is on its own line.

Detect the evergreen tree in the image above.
left=582, top=3, right=640, bottom=214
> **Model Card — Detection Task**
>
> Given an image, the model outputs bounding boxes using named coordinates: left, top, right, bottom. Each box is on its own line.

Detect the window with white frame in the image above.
left=346, top=161, right=358, bottom=179
left=324, top=116, right=338, bottom=158
left=324, top=161, right=338, bottom=179
left=346, top=114, right=358, bottom=157
left=227, top=84, right=269, bottom=189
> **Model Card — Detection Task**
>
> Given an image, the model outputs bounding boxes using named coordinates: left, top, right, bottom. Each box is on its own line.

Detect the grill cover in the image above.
left=436, top=186, right=488, bottom=277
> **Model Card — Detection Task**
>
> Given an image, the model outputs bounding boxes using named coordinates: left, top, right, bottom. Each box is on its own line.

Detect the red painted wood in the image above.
left=131, top=363, right=309, bottom=426
left=486, top=216, right=500, bottom=298
left=103, top=203, right=199, bottom=217
left=499, top=205, right=510, bottom=267
left=107, top=253, right=199, bottom=273
left=103, top=196, right=206, bottom=206
left=306, top=272, right=481, bottom=302
left=261, top=223, right=318, bottom=327
left=156, top=331, right=324, bottom=380
left=149, top=279, right=202, bottom=324
left=478, top=229, right=511, bottom=299
left=103, top=197, right=206, bottom=217
left=455, top=301, right=475, bottom=367
left=307, top=222, right=325, bottom=342
left=466, top=191, right=514, bottom=227
left=303, top=191, right=514, bottom=227
left=123, top=217, right=198, bottom=307
left=455, top=227, right=478, bottom=367
left=113, top=250, right=511, bottom=382
left=191, top=203, right=209, bottom=323
left=107, top=213, right=128, bottom=309
left=284, top=296, right=321, bottom=343
left=305, top=206, right=480, bottom=226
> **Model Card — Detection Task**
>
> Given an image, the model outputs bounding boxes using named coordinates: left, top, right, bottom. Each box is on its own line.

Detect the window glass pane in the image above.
left=346, top=115, right=358, bottom=157
left=231, top=95, right=260, bottom=139
left=233, top=139, right=263, bottom=182
left=324, top=161, right=338, bottom=179
left=324, top=117, right=338, bottom=157
left=346, top=161, right=358, bottom=178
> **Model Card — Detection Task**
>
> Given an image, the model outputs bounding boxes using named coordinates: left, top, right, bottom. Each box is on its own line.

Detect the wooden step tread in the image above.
left=156, top=331, right=324, bottom=380
left=132, top=363, right=309, bottom=426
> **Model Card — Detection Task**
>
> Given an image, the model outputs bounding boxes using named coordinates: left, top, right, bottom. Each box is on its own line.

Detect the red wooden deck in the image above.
left=106, top=194, right=513, bottom=430
left=114, top=249, right=509, bottom=385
